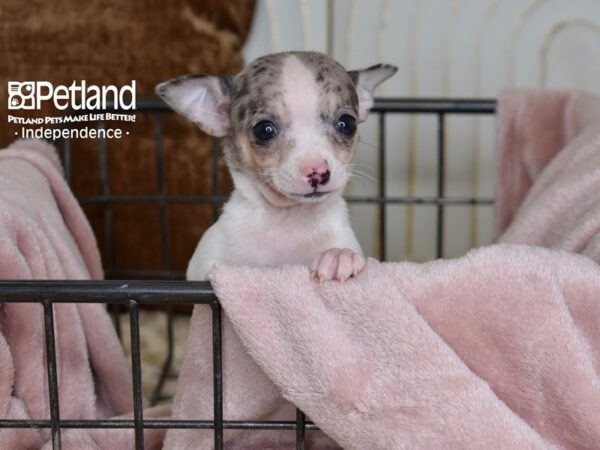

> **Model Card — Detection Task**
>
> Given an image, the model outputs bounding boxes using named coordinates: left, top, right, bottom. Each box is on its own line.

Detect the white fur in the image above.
left=188, top=54, right=363, bottom=281
left=270, top=55, right=350, bottom=198
left=187, top=172, right=361, bottom=280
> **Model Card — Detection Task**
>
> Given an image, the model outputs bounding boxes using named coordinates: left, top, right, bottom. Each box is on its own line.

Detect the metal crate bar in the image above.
left=371, top=97, right=496, bottom=114
left=43, top=299, right=61, bottom=449
left=212, top=301, right=224, bottom=448
left=129, top=299, right=145, bottom=450
left=0, top=418, right=319, bottom=430
left=97, top=121, right=115, bottom=272
left=378, top=112, right=386, bottom=260
left=296, top=409, right=306, bottom=450
left=97, top=96, right=497, bottom=115
left=437, top=113, right=446, bottom=258
left=82, top=194, right=494, bottom=205
left=0, top=280, right=215, bottom=303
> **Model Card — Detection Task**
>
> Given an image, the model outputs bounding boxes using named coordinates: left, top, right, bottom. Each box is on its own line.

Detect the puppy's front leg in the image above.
left=310, top=248, right=366, bottom=283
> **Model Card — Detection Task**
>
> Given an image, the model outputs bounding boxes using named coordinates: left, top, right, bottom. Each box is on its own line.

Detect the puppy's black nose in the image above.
left=308, top=169, right=331, bottom=188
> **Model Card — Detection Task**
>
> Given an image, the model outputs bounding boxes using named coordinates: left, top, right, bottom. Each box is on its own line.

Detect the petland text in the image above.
left=8, top=80, right=136, bottom=111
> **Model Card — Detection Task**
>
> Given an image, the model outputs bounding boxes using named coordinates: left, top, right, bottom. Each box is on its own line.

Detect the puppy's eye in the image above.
left=253, top=120, right=278, bottom=141
left=335, top=114, right=357, bottom=136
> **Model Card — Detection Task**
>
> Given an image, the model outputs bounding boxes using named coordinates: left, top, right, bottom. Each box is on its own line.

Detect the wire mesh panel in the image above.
left=0, top=97, right=496, bottom=450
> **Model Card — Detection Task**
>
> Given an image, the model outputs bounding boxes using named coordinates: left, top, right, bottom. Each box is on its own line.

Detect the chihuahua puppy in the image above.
left=158, top=52, right=396, bottom=449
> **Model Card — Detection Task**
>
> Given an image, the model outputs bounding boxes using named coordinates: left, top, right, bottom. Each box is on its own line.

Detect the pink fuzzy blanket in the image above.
left=208, top=245, right=600, bottom=449
left=496, top=89, right=600, bottom=260
left=0, top=139, right=166, bottom=449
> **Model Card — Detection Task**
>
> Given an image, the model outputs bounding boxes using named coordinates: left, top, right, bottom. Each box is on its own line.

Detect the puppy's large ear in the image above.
left=156, top=75, right=233, bottom=137
left=348, top=64, right=397, bottom=121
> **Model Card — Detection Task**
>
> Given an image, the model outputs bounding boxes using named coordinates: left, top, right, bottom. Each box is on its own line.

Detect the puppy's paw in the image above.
left=310, top=248, right=366, bottom=283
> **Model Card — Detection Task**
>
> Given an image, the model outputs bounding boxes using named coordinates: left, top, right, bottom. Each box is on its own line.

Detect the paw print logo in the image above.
left=8, top=82, right=36, bottom=110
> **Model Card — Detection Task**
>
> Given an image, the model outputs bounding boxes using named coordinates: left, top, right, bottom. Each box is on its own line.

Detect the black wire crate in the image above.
left=0, top=97, right=496, bottom=450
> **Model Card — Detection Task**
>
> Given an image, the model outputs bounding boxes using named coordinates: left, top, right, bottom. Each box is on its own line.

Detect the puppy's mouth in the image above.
left=292, top=190, right=334, bottom=198
left=257, top=177, right=340, bottom=206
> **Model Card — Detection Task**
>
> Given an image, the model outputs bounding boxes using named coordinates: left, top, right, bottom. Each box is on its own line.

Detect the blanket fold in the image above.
left=209, top=246, right=600, bottom=449
left=0, top=139, right=165, bottom=450
left=496, top=89, right=600, bottom=260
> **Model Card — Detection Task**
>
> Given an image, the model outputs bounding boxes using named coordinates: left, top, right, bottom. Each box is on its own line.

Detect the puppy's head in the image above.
left=157, top=52, right=396, bottom=206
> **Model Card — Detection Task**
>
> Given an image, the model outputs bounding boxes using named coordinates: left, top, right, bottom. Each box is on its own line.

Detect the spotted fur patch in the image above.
left=222, top=52, right=360, bottom=172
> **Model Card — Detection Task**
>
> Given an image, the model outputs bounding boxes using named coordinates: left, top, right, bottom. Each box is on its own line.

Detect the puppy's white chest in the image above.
left=231, top=218, right=330, bottom=266
left=186, top=192, right=361, bottom=280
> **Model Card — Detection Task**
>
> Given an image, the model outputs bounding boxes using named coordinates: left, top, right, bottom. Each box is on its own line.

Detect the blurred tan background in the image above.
left=1, top=0, right=256, bottom=276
